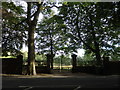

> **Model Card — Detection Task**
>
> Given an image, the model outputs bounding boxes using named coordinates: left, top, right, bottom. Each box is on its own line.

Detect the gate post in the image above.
left=17, top=55, right=23, bottom=74
left=46, top=54, right=51, bottom=73
left=103, top=56, right=109, bottom=75
left=50, top=54, right=55, bottom=69
left=71, top=54, right=77, bottom=72
left=103, top=56, right=109, bottom=65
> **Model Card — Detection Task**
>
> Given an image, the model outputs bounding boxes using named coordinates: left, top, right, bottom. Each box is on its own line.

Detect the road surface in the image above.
left=2, top=73, right=120, bottom=89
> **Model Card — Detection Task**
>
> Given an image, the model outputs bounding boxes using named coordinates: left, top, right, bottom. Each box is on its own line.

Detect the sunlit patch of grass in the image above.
left=53, top=65, right=72, bottom=69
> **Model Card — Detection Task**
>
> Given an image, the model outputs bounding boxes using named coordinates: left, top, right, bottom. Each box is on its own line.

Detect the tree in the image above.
left=2, top=2, right=27, bottom=56
left=58, top=2, right=120, bottom=66
left=36, top=15, right=67, bottom=69
left=2, top=1, right=43, bottom=75
left=2, top=1, right=119, bottom=75
left=2, top=0, right=61, bottom=75
left=25, top=1, right=64, bottom=75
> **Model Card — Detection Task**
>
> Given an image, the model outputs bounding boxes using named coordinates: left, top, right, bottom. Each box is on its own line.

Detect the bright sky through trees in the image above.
left=22, top=44, right=85, bottom=57
left=16, top=0, right=85, bottom=57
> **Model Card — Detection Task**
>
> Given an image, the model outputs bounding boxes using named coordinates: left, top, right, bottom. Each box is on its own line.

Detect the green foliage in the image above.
left=35, top=14, right=70, bottom=55
left=2, top=2, right=27, bottom=56
left=35, top=54, right=46, bottom=61
left=54, top=55, right=71, bottom=66
left=58, top=2, right=120, bottom=61
left=2, top=2, right=24, bottom=15
left=22, top=51, right=28, bottom=61
left=77, top=54, right=96, bottom=66
left=2, top=1, right=119, bottom=63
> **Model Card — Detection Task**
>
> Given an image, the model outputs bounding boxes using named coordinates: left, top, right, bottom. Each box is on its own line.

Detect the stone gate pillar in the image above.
left=50, top=54, right=55, bottom=69
left=103, top=56, right=109, bottom=64
left=102, top=56, right=110, bottom=75
left=46, top=54, right=51, bottom=73
left=71, top=54, right=77, bottom=69
left=17, top=55, right=23, bottom=74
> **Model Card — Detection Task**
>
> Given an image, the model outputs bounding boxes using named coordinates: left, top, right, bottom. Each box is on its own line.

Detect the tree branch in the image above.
left=76, top=8, right=96, bottom=53
left=14, top=2, right=43, bottom=28
left=32, top=2, right=43, bottom=25
left=46, top=5, right=61, bottom=9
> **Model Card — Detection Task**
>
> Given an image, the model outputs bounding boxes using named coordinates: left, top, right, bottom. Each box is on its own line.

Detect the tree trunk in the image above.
left=27, top=2, right=36, bottom=75
left=89, top=15, right=102, bottom=66
left=28, top=25, right=36, bottom=75
left=50, top=37, right=54, bottom=69
left=94, top=39, right=102, bottom=66
left=49, top=29, right=54, bottom=69
left=27, top=2, right=43, bottom=75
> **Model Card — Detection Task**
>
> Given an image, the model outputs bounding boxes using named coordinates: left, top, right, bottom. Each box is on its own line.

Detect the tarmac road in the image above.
left=2, top=74, right=120, bottom=89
